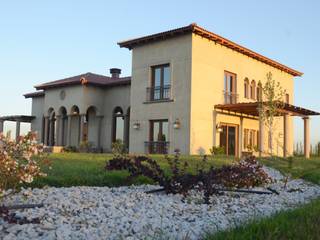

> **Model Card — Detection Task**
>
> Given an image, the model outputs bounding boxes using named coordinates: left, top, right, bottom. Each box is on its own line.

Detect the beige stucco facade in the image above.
left=6, top=24, right=307, bottom=157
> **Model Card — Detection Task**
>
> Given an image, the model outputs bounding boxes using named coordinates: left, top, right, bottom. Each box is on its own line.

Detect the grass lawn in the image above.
left=28, top=153, right=320, bottom=240
left=206, top=198, right=320, bottom=240
left=30, top=153, right=235, bottom=188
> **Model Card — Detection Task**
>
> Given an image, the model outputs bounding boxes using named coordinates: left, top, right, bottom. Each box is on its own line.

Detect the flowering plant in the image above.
left=0, top=132, right=47, bottom=199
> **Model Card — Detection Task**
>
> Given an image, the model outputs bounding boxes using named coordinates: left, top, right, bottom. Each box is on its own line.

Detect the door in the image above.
left=219, top=124, right=238, bottom=156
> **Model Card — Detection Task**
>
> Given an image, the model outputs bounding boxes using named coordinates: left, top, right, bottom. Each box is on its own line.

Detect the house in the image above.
left=0, top=23, right=318, bottom=157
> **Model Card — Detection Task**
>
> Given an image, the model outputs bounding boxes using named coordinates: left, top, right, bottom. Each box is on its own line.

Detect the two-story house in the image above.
left=1, top=23, right=318, bottom=157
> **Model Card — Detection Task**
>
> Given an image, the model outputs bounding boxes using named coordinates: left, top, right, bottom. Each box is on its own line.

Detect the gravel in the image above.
left=1, top=167, right=320, bottom=240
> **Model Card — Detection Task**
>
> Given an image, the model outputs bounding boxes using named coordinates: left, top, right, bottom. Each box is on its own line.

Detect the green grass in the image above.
left=260, top=156, right=320, bottom=184
left=206, top=198, right=320, bottom=240
left=30, top=153, right=235, bottom=188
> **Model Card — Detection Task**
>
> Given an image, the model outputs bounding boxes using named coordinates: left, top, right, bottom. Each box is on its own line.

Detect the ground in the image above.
left=18, top=153, right=320, bottom=239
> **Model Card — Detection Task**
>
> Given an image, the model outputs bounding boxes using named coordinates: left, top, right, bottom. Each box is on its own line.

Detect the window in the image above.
left=250, top=80, right=256, bottom=100
left=285, top=93, right=289, bottom=104
left=244, top=78, right=249, bottom=98
left=256, top=82, right=262, bottom=101
left=244, top=128, right=258, bottom=150
left=149, top=64, right=171, bottom=101
left=148, top=120, right=169, bottom=154
left=224, top=71, right=237, bottom=103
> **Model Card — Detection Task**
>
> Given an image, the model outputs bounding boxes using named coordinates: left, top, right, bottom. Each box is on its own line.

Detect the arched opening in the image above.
left=48, top=108, right=56, bottom=146
left=86, top=106, right=98, bottom=147
left=257, top=82, right=263, bottom=101
left=244, top=78, right=249, bottom=98
left=58, top=107, right=68, bottom=146
left=112, top=107, right=124, bottom=144
left=70, top=105, right=80, bottom=147
left=250, top=80, right=256, bottom=100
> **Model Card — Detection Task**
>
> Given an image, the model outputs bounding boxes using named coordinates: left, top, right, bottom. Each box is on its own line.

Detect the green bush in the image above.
left=209, top=146, right=225, bottom=155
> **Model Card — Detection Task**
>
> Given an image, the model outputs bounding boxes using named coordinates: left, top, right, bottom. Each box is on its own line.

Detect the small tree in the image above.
left=258, top=72, right=286, bottom=156
left=0, top=132, right=48, bottom=200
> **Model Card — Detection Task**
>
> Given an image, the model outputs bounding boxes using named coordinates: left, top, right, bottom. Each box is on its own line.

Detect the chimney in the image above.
left=110, top=68, right=121, bottom=78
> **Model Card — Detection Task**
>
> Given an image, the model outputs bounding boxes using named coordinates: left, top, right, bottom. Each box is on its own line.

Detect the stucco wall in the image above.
left=129, top=35, right=193, bottom=154
left=101, top=85, right=131, bottom=152
left=190, top=33, right=294, bottom=156
left=31, top=83, right=130, bottom=150
left=31, top=96, right=44, bottom=141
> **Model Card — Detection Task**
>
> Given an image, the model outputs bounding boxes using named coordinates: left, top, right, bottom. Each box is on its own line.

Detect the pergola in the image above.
left=0, top=115, right=35, bottom=140
left=214, top=102, right=320, bottom=158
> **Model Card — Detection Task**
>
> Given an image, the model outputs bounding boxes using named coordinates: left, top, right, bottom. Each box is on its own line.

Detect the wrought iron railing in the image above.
left=145, top=141, right=170, bottom=154
left=146, top=85, right=171, bottom=102
left=223, top=91, right=238, bottom=104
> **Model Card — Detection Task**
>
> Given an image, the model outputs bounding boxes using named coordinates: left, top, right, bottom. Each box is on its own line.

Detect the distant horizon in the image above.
left=1, top=0, right=319, bottom=145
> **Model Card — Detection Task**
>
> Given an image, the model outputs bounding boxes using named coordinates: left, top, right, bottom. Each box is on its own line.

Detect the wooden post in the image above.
left=303, top=117, right=310, bottom=159
left=283, top=114, right=289, bottom=157
left=238, top=117, right=243, bottom=158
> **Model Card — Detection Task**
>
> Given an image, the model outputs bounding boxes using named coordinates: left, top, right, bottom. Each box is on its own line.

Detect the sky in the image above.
left=0, top=0, right=319, bottom=145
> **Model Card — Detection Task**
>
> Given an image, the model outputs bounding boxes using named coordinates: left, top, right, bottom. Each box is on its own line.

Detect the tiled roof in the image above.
left=34, top=72, right=131, bottom=90
left=118, top=23, right=302, bottom=77
left=24, top=91, right=45, bottom=98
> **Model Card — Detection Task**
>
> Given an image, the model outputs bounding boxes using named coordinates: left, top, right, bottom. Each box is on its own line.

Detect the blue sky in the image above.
left=0, top=0, right=319, bottom=144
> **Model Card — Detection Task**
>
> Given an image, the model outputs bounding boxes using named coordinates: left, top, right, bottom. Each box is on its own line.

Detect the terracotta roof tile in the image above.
left=35, top=72, right=131, bottom=90
left=118, top=23, right=302, bottom=77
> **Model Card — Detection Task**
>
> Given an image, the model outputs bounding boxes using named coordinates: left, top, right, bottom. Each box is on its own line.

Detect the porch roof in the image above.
left=214, top=102, right=320, bottom=118
left=0, top=115, right=35, bottom=123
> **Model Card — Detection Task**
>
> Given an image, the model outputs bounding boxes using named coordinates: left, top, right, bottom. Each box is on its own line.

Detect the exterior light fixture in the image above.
left=133, top=122, right=140, bottom=130
left=216, top=123, right=223, bottom=133
left=173, top=119, right=181, bottom=129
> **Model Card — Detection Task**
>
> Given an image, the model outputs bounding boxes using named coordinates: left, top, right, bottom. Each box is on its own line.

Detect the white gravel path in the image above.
left=1, top=167, right=320, bottom=240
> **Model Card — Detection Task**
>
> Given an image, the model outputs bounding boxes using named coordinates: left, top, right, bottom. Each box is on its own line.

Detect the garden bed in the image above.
left=1, top=167, right=320, bottom=240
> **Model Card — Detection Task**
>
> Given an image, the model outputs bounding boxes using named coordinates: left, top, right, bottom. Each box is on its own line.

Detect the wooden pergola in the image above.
left=214, top=102, right=320, bottom=158
left=0, top=115, right=35, bottom=140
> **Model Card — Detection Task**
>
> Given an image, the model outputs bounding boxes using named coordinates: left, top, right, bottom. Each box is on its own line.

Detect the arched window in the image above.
left=112, top=107, right=124, bottom=143
left=285, top=93, right=289, bottom=104
left=250, top=80, right=256, bottom=100
left=58, top=107, right=68, bottom=146
left=256, top=82, right=262, bottom=101
left=244, top=78, right=249, bottom=98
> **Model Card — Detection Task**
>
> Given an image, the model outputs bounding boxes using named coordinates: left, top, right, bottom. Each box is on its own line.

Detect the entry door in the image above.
left=219, top=124, right=238, bottom=156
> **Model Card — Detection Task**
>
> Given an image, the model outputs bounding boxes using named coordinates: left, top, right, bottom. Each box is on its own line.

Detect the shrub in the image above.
left=106, top=154, right=271, bottom=203
left=63, top=146, right=78, bottom=153
left=79, top=141, right=93, bottom=153
left=209, top=146, right=225, bottom=155
left=111, top=139, right=127, bottom=156
left=0, top=132, right=48, bottom=199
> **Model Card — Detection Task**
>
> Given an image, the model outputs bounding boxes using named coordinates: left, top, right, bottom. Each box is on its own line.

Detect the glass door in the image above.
left=219, top=124, right=238, bottom=156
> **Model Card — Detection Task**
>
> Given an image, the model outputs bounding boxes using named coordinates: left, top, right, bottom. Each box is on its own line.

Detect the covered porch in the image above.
left=0, top=115, right=35, bottom=140
left=214, top=102, right=320, bottom=159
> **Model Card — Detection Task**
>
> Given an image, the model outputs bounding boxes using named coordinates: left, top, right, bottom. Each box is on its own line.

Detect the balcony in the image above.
left=223, top=91, right=238, bottom=104
left=146, top=85, right=171, bottom=102
left=145, top=141, right=170, bottom=154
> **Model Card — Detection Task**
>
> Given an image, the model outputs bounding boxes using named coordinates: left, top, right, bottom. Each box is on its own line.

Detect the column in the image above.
left=259, top=112, right=265, bottom=157
left=283, top=114, right=289, bottom=157
left=97, top=116, right=104, bottom=150
left=238, top=117, right=243, bottom=158
left=303, top=117, right=310, bottom=159
left=56, top=115, right=62, bottom=146
left=44, top=117, right=49, bottom=145
left=79, top=114, right=86, bottom=143
left=0, top=120, right=4, bottom=133
left=212, top=110, right=217, bottom=147
left=48, top=118, right=53, bottom=146
left=16, top=121, right=21, bottom=141
left=67, top=115, right=72, bottom=146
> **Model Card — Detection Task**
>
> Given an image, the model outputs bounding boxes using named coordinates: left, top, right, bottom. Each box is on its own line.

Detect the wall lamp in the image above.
left=216, top=123, right=223, bottom=133
left=173, top=119, right=181, bottom=129
left=133, top=122, right=140, bottom=130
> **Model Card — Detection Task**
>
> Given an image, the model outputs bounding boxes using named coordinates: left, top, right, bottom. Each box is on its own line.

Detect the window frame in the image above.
left=150, top=64, right=171, bottom=101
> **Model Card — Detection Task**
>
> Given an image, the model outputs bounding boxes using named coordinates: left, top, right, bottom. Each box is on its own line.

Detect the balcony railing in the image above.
left=223, top=91, right=238, bottom=104
left=146, top=85, right=171, bottom=102
left=145, top=141, right=170, bottom=154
